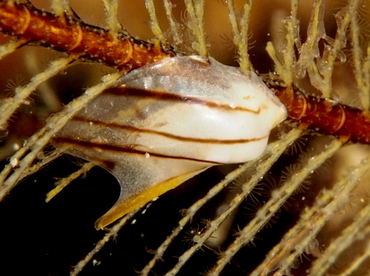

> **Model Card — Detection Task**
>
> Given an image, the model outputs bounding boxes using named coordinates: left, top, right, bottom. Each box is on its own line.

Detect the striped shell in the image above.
left=54, top=56, right=287, bottom=229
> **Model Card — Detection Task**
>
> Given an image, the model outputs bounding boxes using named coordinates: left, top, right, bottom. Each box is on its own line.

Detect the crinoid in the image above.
left=1, top=1, right=370, bottom=276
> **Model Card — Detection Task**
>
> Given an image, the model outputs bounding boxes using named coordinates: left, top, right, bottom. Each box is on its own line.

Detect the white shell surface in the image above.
left=114, top=56, right=287, bottom=163
left=54, top=56, right=287, bottom=228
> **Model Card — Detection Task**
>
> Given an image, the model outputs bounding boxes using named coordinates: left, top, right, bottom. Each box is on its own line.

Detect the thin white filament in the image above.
left=102, top=0, right=120, bottom=43
left=252, top=156, right=370, bottom=276
left=145, top=0, right=165, bottom=43
left=0, top=55, right=78, bottom=130
left=208, top=138, right=343, bottom=276
left=0, top=71, right=123, bottom=201
left=164, top=127, right=303, bottom=276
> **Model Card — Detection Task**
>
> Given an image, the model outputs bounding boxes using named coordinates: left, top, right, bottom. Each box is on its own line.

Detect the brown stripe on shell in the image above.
left=53, top=137, right=223, bottom=165
left=71, top=116, right=267, bottom=145
left=103, top=87, right=261, bottom=114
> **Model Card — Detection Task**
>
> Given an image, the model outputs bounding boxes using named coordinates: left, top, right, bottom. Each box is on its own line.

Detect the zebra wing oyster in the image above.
left=53, top=56, right=287, bottom=229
